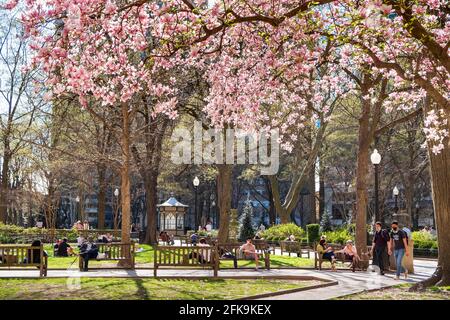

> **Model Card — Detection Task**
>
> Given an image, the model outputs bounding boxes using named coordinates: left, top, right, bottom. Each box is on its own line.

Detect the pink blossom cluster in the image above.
left=423, top=109, right=449, bottom=154
left=8, top=0, right=449, bottom=152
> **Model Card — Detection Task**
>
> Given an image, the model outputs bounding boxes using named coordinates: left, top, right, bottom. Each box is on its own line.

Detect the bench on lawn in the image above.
left=153, top=245, right=218, bottom=277
left=217, top=242, right=270, bottom=270
left=0, top=244, right=48, bottom=277
left=179, top=235, right=218, bottom=246
left=314, top=243, right=370, bottom=271
left=79, top=242, right=135, bottom=270
left=280, top=241, right=312, bottom=258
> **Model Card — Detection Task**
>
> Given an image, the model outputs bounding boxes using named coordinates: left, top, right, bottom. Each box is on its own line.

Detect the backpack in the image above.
left=402, top=229, right=409, bottom=245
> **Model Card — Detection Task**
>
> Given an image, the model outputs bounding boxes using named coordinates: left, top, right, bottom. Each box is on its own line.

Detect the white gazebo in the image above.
left=157, top=196, right=189, bottom=235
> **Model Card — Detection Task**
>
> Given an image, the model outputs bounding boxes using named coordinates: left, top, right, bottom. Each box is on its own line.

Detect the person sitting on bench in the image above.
left=189, top=238, right=209, bottom=263
left=190, top=232, right=199, bottom=245
left=337, top=240, right=360, bottom=271
left=79, top=237, right=98, bottom=272
left=25, top=240, right=48, bottom=270
left=240, top=238, right=260, bottom=270
left=317, top=239, right=337, bottom=271
left=219, top=247, right=238, bottom=268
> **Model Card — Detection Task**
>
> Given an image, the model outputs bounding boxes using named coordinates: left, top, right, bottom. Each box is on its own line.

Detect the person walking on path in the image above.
left=371, top=222, right=391, bottom=275
left=389, top=221, right=409, bottom=280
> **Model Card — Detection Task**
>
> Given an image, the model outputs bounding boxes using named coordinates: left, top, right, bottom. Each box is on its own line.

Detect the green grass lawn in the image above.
left=0, top=277, right=320, bottom=300
left=337, top=284, right=450, bottom=300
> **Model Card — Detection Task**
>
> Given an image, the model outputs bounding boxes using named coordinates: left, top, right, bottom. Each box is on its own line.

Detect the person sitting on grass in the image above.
left=57, top=238, right=72, bottom=257
left=53, top=239, right=61, bottom=256
left=240, top=238, right=260, bottom=271
left=317, top=238, right=337, bottom=271
left=337, top=240, right=360, bottom=271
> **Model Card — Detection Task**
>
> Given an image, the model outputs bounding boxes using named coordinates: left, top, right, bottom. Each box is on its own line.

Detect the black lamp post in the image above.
left=193, top=176, right=200, bottom=230
left=393, top=186, right=399, bottom=215
left=370, top=149, right=381, bottom=223
left=75, top=196, right=80, bottom=221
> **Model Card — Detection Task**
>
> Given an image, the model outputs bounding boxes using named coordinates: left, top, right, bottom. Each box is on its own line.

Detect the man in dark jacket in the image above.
left=371, top=221, right=391, bottom=275
left=57, top=238, right=71, bottom=257
left=79, top=238, right=98, bottom=272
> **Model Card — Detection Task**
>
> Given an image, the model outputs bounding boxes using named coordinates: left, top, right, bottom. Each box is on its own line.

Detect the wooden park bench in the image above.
left=314, top=243, right=369, bottom=271
left=153, top=245, right=218, bottom=277
left=79, top=242, right=135, bottom=270
left=217, top=241, right=270, bottom=270
left=0, top=244, right=48, bottom=277
left=280, top=241, right=312, bottom=258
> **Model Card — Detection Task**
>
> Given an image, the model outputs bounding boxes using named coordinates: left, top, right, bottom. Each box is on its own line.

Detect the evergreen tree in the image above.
left=320, top=210, right=333, bottom=232
left=239, top=196, right=255, bottom=240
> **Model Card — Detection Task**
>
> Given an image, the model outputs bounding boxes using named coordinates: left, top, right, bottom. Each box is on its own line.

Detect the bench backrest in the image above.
left=0, top=244, right=44, bottom=267
left=252, top=239, right=269, bottom=250
left=217, top=242, right=268, bottom=259
left=280, top=241, right=301, bottom=251
left=95, top=242, right=135, bottom=259
left=154, top=245, right=217, bottom=267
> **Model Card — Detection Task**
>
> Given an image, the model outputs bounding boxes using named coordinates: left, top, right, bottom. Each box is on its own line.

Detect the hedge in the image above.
left=260, top=223, right=305, bottom=241
left=306, top=224, right=320, bottom=243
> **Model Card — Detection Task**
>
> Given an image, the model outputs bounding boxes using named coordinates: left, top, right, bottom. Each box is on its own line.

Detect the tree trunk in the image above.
left=411, top=98, right=450, bottom=289
left=404, top=174, right=414, bottom=227
left=217, top=164, right=232, bottom=243
left=424, top=98, right=450, bottom=285
left=304, top=165, right=317, bottom=225
left=264, top=177, right=276, bottom=225
left=144, top=172, right=158, bottom=245
left=268, top=175, right=288, bottom=223
left=355, top=103, right=372, bottom=256
left=427, top=142, right=450, bottom=286
left=119, top=103, right=132, bottom=267
left=97, top=164, right=106, bottom=229
left=319, top=162, right=325, bottom=221
left=0, top=153, right=10, bottom=223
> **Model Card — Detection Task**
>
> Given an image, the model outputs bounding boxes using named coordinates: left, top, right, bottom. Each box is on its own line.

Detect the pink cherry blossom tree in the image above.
left=7, top=0, right=449, bottom=284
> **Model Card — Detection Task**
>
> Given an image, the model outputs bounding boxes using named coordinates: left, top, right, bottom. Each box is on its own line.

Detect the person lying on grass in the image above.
left=240, top=238, right=260, bottom=271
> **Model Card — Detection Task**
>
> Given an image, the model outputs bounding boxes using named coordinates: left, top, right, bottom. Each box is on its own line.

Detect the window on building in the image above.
left=165, top=213, right=176, bottom=229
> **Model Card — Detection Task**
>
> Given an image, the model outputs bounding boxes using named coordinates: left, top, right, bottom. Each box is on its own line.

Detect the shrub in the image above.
left=0, top=234, right=15, bottom=243
left=414, top=240, right=435, bottom=249
left=412, top=230, right=437, bottom=242
left=262, top=223, right=305, bottom=241
left=323, top=229, right=354, bottom=244
left=306, top=224, right=320, bottom=243
left=0, top=223, right=25, bottom=234
left=411, top=231, right=438, bottom=250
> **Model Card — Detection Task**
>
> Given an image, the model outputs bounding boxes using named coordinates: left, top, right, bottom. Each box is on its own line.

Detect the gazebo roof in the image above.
left=157, top=197, right=189, bottom=208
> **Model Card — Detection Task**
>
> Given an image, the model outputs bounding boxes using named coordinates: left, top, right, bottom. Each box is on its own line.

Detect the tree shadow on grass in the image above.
left=132, top=277, right=150, bottom=300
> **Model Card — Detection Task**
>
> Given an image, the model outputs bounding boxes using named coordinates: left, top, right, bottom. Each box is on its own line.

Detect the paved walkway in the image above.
left=258, top=259, right=437, bottom=300
left=0, top=259, right=436, bottom=300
